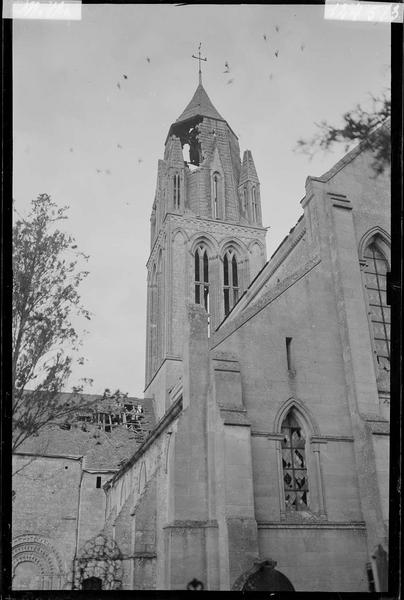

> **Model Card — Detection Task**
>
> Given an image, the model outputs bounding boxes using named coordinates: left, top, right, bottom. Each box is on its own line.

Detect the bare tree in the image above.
left=295, top=91, right=391, bottom=175
left=12, top=194, right=95, bottom=452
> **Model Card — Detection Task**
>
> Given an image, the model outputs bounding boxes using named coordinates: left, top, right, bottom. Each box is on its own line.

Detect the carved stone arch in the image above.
left=359, top=227, right=391, bottom=266
left=12, top=534, right=65, bottom=590
left=189, top=232, right=218, bottom=257
left=219, top=237, right=249, bottom=258
left=274, top=396, right=320, bottom=436
left=74, top=533, right=122, bottom=590
left=247, top=239, right=265, bottom=253
left=171, top=227, right=189, bottom=244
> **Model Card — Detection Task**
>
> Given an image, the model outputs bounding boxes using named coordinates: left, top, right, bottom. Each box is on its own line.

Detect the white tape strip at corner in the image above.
left=3, top=0, right=82, bottom=20
left=325, top=0, right=403, bottom=22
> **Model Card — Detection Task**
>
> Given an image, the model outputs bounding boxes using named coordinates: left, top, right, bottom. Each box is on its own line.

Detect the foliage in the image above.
left=12, top=194, right=94, bottom=452
left=295, top=92, right=391, bottom=175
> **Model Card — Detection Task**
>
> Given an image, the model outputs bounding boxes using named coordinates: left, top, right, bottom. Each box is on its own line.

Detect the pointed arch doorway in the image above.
left=232, top=559, right=295, bottom=592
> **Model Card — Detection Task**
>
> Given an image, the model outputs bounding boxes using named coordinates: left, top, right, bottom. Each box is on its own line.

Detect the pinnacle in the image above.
left=239, top=150, right=259, bottom=184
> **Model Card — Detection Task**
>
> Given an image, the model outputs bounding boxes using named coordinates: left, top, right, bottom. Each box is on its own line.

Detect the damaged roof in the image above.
left=15, top=394, right=156, bottom=471
left=176, top=82, right=224, bottom=123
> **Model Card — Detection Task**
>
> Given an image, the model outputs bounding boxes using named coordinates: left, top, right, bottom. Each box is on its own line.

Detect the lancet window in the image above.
left=363, top=240, right=390, bottom=375
left=281, top=411, right=309, bottom=511
left=173, top=172, right=181, bottom=209
left=194, top=245, right=209, bottom=311
left=251, top=187, right=258, bottom=223
left=212, top=172, right=223, bottom=219
left=223, top=249, right=239, bottom=316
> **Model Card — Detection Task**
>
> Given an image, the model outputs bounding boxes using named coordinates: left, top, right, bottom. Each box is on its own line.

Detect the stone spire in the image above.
left=176, top=82, right=224, bottom=123
left=239, top=150, right=259, bottom=186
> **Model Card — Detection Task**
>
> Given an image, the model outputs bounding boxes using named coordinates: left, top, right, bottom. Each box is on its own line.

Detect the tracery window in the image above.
left=223, top=249, right=239, bottom=316
left=363, top=241, right=390, bottom=373
left=173, top=172, right=180, bottom=209
left=194, top=245, right=209, bottom=311
left=281, top=411, right=309, bottom=511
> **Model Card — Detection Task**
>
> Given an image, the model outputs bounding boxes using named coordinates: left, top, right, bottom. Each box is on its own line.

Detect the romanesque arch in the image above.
left=74, top=533, right=122, bottom=590
left=12, top=534, right=65, bottom=590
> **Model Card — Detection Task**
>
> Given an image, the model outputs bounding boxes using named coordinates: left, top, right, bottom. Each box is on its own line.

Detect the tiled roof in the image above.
left=16, top=393, right=156, bottom=471
left=176, top=83, right=224, bottom=123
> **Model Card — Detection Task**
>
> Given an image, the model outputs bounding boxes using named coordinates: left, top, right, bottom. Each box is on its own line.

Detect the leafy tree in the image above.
left=295, top=91, right=391, bottom=175
left=12, top=194, right=95, bottom=452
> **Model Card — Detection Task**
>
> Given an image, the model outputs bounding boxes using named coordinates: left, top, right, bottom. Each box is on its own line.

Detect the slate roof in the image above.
left=176, top=82, right=224, bottom=123
left=16, top=393, right=156, bottom=471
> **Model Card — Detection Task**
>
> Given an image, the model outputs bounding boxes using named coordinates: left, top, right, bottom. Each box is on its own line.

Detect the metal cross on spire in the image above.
left=192, top=42, right=207, bottom=85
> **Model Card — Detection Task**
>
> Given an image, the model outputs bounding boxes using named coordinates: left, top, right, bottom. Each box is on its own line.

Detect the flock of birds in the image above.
left=67, top=29, right=306, bottom=178
left=222, top=24, right=306, bottom=85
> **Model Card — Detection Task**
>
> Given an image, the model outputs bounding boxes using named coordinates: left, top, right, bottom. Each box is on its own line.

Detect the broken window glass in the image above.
left=281, top=412, right=309, bottom=511
left=363, top=241, right=390, bottom=392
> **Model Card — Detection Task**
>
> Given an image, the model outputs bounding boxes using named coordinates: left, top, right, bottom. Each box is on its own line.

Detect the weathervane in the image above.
left=192, top=42, right=207, bottom=85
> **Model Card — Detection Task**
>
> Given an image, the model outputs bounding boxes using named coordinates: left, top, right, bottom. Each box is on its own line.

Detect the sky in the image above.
left=13, top=4, right=390, bottom=397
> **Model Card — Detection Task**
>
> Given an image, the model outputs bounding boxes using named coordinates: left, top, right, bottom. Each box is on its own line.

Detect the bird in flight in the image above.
left=223, top=61, right=230, bottom=73
left=300, top=43, right=305, bottom=52
left=275, top=25, right=280, bottom=32
left=96, top=169, right=102, bottom=173
left=123, top=74, right=128, bottom=79
left=275, top=50, right=279, bottom=58
left=146, top=57, right=151, bottom=63
left=263, top=33, right=268, bottom=41
left=117, top=143, right=123, bottom=149
left=117, top=82, right=121, bottom=90
left=138, top=158, right=143, bottom=164
left=227, top=78, right=234, bottom=85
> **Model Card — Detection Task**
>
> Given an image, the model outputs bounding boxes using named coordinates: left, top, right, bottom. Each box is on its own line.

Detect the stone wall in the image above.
left=12, top=454, right=82, bottom=589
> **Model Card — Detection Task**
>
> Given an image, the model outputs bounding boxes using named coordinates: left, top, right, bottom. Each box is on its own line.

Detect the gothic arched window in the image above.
left=223, top=249, right=239, bottom=316
left=281, top=411, right=309, bottom=511
left=251, top=187, right=257, bottom=223
left=194, top=245, right=209, bottom=311
left=173, top=172, right=180, bottom=209
left=212, top=172, right=223, bottom=219
left=363, top=240, right=390, bottom=376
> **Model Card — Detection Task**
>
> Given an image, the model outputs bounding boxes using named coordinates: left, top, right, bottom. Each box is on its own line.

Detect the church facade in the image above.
left=12, top=79, right=390, bottom=592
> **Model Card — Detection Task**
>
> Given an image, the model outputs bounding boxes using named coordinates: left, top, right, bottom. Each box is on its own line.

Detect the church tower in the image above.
left=145, top=65, right=267, bottom=417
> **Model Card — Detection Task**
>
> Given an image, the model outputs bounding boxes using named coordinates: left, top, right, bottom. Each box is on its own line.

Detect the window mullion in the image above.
left=373, top=247, right=390, bottom=358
